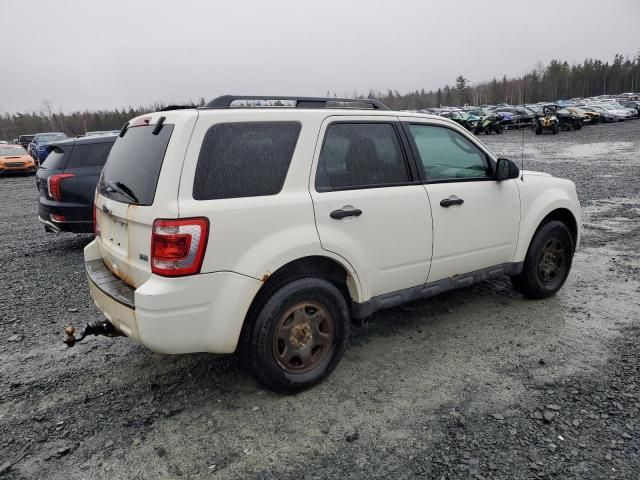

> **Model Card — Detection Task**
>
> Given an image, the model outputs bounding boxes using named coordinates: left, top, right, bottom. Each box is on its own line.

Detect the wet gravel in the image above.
left=1, top=121, right=639, bottom=479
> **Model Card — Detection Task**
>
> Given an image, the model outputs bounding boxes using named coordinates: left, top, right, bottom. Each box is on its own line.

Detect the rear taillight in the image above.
left=47, top=173, right=74, bottom=200
left=151, top=218, right=209, bottom=277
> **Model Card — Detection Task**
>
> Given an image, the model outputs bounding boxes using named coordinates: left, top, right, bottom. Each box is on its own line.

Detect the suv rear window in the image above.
left=193, top=122, right=301, bottom=200
left=41, top=146, right=68, bottom=170
left=98, top=125, right=173, bottom=205
left=66, top=142, right=114, bottom=168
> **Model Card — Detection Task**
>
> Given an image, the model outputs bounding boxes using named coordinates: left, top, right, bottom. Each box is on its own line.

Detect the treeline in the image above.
left=1, top=52, right=639, bottom=139
left=365, top=52, right=640, bottom=110
left=0, top=100, right=202, bottom=141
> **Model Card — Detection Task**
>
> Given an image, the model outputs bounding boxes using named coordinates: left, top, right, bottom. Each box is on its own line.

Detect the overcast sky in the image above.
left=1, top=0, right=638, bottom=113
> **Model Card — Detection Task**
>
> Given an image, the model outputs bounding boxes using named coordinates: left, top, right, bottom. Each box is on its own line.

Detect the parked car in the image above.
left=581, top=105, right=619, bottom=123
left=79, top=95, right=581, bottom=393
left=18, top=134, right=35, bottom=150
left=29, top=132, right=68, bottom=164
left=597, top=103, right=633, bottom=121
left=0, top=144, right=37, bottom=175
left=567, top=107, right=599, bottom=124
left=36, top=135, right=116, bottom=233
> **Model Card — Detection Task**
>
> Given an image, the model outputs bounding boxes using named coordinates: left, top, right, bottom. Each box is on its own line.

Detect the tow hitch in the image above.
left=64, top=321, right=125, bottom=347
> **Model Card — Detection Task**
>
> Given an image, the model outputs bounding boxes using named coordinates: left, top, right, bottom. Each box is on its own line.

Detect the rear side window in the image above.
left=66, top=142, right=114, bottom=168
left=193, top=122, right=301, bottom=200
left=41, top=146, right=68, bottom=170
left=315, top=123, right=409, bottom=191
left=99, top=125, right=174, bottom=205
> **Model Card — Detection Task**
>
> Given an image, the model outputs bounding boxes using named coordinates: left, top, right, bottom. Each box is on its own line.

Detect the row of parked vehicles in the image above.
left=0, top=94, right=586, bottom=393
left=417, top=93, right=640, bottom=135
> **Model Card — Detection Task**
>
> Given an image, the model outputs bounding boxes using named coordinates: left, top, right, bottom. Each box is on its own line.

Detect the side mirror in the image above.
left=495, top=158, right=520, bottom=181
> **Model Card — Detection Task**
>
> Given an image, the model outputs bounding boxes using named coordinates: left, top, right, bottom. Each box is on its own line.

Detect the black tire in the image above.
left=496, top=125, right=504, bottom=134
left=535, top=125, right=542, bottom=135
left=240, top=277, right=349, bottom=394
left=552, top=124, right=559, bottom=134
left=511, top=220, right=574, bottom=299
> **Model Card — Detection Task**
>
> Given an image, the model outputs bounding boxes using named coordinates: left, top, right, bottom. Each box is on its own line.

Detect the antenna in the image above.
left=520, top=73, right=526, bottom=181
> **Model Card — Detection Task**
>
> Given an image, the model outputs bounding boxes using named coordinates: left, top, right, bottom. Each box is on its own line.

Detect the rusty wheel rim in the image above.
left=272, top=301, right=334, bottom=374
left=537, top=237, right=567, bottom=286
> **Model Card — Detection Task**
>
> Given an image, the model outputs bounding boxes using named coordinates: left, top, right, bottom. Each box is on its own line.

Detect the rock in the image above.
left=105, top=440, right=114, bottom=448
left=0, top=463, right=11, bottom=475
left=155, top=446, right=167, bottom=457
left=491, top=413, right=504, bottom=420
left=548, top=443, right=557, bottom=451
left=57, top=446, right=70, bottom=456
left=543, top=411, right=555, bottom=423
left=345, top=430, right=359, bottom=442
left=8, top=335, right=22, bottom=342
left=508, top=428, right=517, bottom=436
left=532, top=412, right=543, bottom=420
left=538, top=358, right=546, bottom=365
left=68, top=308, right=79, bottom=313
left=546, top=404, right=561, bottom=411
left=605, top=452, right=612, bottom=461
left=572, top=419, right=581, bottom=427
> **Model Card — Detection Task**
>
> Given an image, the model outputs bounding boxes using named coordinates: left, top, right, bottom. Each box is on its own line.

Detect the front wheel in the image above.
left=511, top=220, right=574, bottom=299
left=240, top=277, right=349, bottom=394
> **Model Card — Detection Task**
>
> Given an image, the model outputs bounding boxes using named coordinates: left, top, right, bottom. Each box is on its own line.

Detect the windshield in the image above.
left=587, top=106, right=604, bottom=112
left=35, top=133, right=67, bottom=143
left=98, top=124, right=174, bottom=206
left=0, top=146, right=27, bottom=156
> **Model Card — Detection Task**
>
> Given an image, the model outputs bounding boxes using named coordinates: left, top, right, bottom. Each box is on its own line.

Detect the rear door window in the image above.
left=66, top=142, right=114, bottom=169
left=315, top=123, right=409, bottom=191
left=193, top=122, right=301, bottom=200
left=98, top=125, right=173, bottom=205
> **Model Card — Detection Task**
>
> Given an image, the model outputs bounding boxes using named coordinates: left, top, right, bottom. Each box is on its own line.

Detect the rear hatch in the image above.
left=94, top=111, right=198, bottom=288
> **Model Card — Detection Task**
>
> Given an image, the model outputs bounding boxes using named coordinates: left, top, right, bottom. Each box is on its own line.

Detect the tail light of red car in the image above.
left=151, top=218, right=209, bottom=277
left=47, top=173, right=75, bottom=200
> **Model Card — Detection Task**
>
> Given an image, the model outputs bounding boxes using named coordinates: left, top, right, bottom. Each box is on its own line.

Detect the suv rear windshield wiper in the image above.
left=105, top=180, right=139, bottom=204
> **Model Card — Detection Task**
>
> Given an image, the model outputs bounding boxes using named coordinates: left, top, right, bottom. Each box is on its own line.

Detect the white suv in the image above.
left=84, top=96, right=581, bottom=393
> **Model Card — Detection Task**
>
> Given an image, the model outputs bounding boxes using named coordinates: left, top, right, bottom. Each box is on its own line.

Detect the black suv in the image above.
left=36, top=135, right=116, bottom=233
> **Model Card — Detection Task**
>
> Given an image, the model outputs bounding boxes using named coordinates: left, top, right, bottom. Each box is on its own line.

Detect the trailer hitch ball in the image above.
left=64, top=326, right=77, bottom=347
left=63, top=321, right=124, bottom=347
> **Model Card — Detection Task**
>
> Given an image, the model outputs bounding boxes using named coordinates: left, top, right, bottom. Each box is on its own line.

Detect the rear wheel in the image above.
left=535, top=125, right=542, bottom=135
left=552, top=124, right=559, bottom=134
left=511, top=220, right=574, bottom=299
left=240, top=277, right=349, bottom=394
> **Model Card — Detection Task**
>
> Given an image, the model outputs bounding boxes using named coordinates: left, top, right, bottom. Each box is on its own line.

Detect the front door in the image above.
left=310, top=117, right=433, bottom=300
left=404, top=121, right=520, bottom=283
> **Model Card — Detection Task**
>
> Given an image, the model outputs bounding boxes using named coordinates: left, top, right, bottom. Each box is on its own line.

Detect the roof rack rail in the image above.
left=203, top=95, right=390, bottom=110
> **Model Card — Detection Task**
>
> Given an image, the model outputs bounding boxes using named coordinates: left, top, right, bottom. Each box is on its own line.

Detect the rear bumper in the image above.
left=84, top=240, right=262, bottom=354
left=38, top=198, right=93, bottom=233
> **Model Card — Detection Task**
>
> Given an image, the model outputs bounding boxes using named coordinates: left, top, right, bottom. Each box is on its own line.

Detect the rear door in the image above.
left=310, top=116, right=433, bottom=299
left=94, top=111, right=198, bottom=288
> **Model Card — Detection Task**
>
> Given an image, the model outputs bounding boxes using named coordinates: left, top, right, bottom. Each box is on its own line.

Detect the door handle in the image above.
left=440, top=195, right=464, bottom=208
left=330, top=208, right=363, bottom=219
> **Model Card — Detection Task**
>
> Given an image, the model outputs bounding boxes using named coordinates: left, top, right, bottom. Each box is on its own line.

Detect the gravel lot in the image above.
left=1, top=121, right=639, bottom=479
